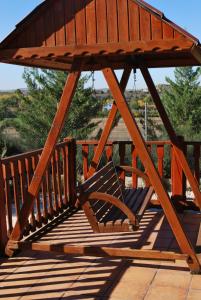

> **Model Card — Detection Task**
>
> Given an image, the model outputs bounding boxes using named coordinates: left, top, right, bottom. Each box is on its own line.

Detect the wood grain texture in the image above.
left=96, top=0, right=107, bottom=43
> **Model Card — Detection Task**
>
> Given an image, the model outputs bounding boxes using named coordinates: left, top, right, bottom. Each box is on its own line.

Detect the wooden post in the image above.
left=141, top=67, right=201, bottom=209
left=87, top=68, right=131, bottom=177
left=7, top=71, right=80, bottom=246
left=0, top=160, right=8, bottom=254
left=103, top=67, right=200, bottom=273
left=171, top=136, right=186, bottom=200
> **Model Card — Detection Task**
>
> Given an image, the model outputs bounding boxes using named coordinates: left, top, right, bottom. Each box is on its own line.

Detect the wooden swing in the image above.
left=1, top=0, right=201, bottom=273
left=78, top=161, right=154, bottom=233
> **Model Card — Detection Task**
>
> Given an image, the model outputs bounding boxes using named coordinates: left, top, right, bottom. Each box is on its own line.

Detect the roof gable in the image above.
left=0, top=0, right=198, bottom=50
left=0, top=0, right=200, bottom=70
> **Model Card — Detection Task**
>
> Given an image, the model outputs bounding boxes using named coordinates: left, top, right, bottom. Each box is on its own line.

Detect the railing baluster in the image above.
left=106, top=143, right=113, bottom=162
left=82, top=144, right=89, bottom=180
left=51, top=154, right=59, bottom=215
left=157, top=145, right=165, bottom=177
left=194, top=144, right=200, bottom=184
left=25, top=157, right=36, bottom=231
left=10, top=161, right=21, bottom=222
left=46, top=166, right=54, bottom=219
left=55, top=148, right=63, bottom=210
left=119, top=142, right=126, bottom=186
left=62, top=145, right=68, bottom=207
left=38, top=154, right=48, bottom=224
left=32, top=155, right=42, bottom=226
left=0, top=160, right=7, bottom=253
left=3, top=163, right=12, bottom=235
left=131, top=144, right=137, bottom=188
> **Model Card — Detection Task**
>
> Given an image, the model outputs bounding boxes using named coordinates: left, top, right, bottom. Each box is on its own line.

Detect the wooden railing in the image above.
left=0, top=138, right=200, bottom=253
left=0, top=139, right=76, bottom=253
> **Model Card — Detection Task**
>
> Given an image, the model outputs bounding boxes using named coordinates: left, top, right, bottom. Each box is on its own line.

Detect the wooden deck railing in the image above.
left=0, top=139, right=76, bottom=253
left=0, top=138, right=200, bottom=253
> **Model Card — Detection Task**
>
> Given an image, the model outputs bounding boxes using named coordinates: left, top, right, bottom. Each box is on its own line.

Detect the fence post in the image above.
left=0, top=160, right=8, bottom=255
left=171, top=136, right=186, bottom=200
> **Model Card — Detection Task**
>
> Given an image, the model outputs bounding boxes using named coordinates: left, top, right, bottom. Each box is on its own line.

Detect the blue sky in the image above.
left=0, top=0, right=200, bottom=90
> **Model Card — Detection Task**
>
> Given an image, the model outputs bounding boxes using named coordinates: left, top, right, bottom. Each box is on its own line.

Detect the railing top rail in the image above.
left=1, top=140, right=71, bottom=164
left=76, top=140, right=171, bottom=146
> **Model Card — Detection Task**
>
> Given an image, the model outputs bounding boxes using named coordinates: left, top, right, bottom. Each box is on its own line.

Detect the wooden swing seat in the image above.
left=78, top=161, right=154, bottom=233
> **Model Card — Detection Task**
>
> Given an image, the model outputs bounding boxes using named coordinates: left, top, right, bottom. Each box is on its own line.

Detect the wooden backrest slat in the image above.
left=85, top=167, right=116, bottom=194
left=80, top=161, right=114, bottom=192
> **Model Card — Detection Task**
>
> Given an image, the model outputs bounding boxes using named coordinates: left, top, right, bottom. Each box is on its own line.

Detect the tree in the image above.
left=162, top=67, right=201, bottom=140
left=13, top=69, right=101, bottom=150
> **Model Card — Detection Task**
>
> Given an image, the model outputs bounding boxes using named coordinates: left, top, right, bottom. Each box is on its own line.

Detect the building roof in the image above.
left=0, top=0, right=200, bottom=71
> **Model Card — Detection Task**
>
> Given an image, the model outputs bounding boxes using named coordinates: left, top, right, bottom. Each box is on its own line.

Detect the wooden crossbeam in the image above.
left=11, top=241, right=188, bottom=262
left=87, top=68, right=131, bottom=177
left=102, top=67, right=200, bottom=273
left=6, top=71, right=80, bottom=249
left=0, top=40, right=193, bottom=60
left=140, top=67, right=201, bottom=209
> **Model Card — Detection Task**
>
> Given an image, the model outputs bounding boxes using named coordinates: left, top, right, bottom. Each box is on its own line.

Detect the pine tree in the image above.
left=13, top=69, right=101, bottom=150
left=162, top=67, right=201, bottom=140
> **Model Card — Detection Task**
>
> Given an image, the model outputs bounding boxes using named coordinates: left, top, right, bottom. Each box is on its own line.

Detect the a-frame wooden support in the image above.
left=102, top=68, right=200, bottom=273
left=6, top=71, right=80, bottom=250
left=87, top=68, right=132, bottom=177
left=140, top=67, right=201, bottom=209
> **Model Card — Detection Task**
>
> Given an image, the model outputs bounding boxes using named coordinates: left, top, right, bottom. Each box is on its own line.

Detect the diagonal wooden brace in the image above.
left=87, top=68, right=132, bottom=177
left=140, top=67, right=201, bottom=209
left=6, top=71, right=80, bottom=246
left=103, top=67, right=200, bottom=273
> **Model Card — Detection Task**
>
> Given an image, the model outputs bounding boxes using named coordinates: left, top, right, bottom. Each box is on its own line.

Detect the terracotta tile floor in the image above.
left=1, top=210, right=201, bottom=300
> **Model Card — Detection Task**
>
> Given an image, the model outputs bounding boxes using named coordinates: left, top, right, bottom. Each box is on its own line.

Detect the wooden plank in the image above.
left=85, top=0, right=97, bottom=44
left=35, top=15, right=45, bottom=47
left=151, top=15, right=162, bottom=40
left=128, top=0, right=140, bottom=41
left=53, top=0, right=66, bottom=46
left=103, top=67, right=201, bottom=273
left=163, top=22, right=174, bottom=40
left=44, top=6, right=56, bottom=46
left=64, top=0, right=76, bottom=44
left=106, top=0, right=118, bottom=43
left=16, top=242, right=188, bottom=262
left=8, top=72, right=80, bottom=243
left=117, top=0, right=129, bottom=42
left=139, top=7, right=151, bottom=41
left=75, top=0, right=87, bottom=45
left=96, top=0, right=108, bottom=43
left=141, top=68, right=201, bottom=208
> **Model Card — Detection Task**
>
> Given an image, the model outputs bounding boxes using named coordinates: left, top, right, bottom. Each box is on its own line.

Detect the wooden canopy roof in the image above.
left=0, top=0, right=201, bottom=71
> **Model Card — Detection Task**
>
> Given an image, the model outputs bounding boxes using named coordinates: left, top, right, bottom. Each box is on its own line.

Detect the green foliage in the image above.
left=0, top=94, right=21, bottom=157
left=13, top=69, right=101, bottom=150
left=162, top=67, right=201, bottom=140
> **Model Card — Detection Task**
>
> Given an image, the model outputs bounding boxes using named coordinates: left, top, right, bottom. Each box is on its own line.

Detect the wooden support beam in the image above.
left=87, top=68, right=131, bottom=177
left=102, top=67, right=200, bottom=273
left=13, top=241, right=188, bottom=262
left=6, top=71, right=80, bottom=247
left=140, top=67, right=201, bottom=208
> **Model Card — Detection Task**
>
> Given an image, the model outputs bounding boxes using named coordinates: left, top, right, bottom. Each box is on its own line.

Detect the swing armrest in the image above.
left=116, top=165, right=151, bottom=187
left=80, top=191, right=137, bottom=226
